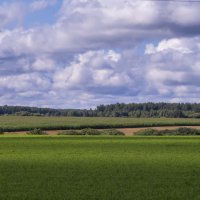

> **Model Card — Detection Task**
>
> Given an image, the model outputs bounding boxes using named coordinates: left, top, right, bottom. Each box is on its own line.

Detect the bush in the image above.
left=176, top=127, right=200, bottom=136
left=0, top=128, right=4, bottom=135
left=58, top=129, right=125, bottom=136
left=58, top=130, right=84, bottom=135
left=80, top=128, right=101, bottom=135
left=135, top=127, right=200, bottom=136
left=135, top=128, right=160, bottom=136
left=102, top=129, right=125, bottom=136
left=27, top=128, right=47, bottom=135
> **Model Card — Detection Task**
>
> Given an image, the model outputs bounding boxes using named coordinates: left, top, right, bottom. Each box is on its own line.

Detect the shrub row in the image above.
left=135, top=127, right=200, bottom=136
left=26, top=128, right=47, bottom=135
left=101, top=129, right=125, bottom=136
left=58, top=129, right=125, bottom=136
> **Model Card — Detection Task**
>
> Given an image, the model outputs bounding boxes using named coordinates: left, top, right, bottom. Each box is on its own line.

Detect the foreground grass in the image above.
left=0, top=136, right=200, bottom=200
left=1, top=116, right=200, bottom=131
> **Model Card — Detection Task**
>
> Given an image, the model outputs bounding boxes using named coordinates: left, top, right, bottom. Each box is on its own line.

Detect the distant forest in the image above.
left=1, top=103, right=200, bottom=118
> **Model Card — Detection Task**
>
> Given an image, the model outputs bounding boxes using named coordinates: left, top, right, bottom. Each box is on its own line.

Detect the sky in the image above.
left=0, top=0, right=200, bottom=108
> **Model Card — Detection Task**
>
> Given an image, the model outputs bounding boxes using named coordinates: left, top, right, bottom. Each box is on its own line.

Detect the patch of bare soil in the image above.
left=46, top=130, right=61, bottom=135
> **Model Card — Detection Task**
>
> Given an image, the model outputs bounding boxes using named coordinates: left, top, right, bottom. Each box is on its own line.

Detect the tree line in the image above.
left=1, top=103, right=200, bottom=118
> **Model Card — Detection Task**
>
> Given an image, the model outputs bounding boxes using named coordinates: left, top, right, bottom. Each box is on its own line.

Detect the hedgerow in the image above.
left=58, top=129, right=125, bottom=136
left=135, top=127, right=200, bottom=136
left=26, top=128, right=47, bottom=135
left=101, top=129, right=125, bottom=136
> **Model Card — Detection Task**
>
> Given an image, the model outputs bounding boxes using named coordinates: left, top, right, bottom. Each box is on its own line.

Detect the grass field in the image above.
left=1, top=116, right=200, bottom=131
left=0, top=136, right=200, bottom=200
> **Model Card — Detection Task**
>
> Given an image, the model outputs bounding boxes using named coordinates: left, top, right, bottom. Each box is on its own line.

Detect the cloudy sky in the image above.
left=0, top=0, right=200, bottom=108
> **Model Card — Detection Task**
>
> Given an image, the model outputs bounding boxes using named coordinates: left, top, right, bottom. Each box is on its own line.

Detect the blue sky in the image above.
left=24, top=0, right=62, bottom=28
left=0, top=0, right=200, bottom=108
left=0, top=0, right=61, bottom=28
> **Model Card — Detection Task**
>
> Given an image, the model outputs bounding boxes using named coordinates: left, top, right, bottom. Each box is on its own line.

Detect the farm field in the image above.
left=2, top=116, right=200, bottom=131
left=0, top=136, right=200, bottom=200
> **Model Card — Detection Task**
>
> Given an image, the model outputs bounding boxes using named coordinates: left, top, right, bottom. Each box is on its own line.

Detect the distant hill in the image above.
left=1, top=103, right=200, bottom=118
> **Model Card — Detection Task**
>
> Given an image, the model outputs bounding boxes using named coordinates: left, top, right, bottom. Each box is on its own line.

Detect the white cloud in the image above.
left=145, top=37, right=200, bottom=100
left=169, top=4, right=200, bottom=26
left=0, top=0, right=200, bottom=107
left=0, top=73, right=51, bottom=92
left=145, top=38, right=195, bottom=54
left=53, top=50, right=141, bottom=96
left=32, top=56, right=56, bottom=71
left=1, top=0, right=200, bottom=59
left=0, top=2, right=24, bottom=28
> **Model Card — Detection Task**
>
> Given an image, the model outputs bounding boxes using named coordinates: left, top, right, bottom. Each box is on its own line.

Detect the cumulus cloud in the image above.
left=145, top=37, right=200, bottom=101
left=60, top=0, right=200, bottom=37
left=0, top=0, right=200, bottom=108
left=0, top=2, right=24, bottom=29
left=1, top=0, right=200, bottom=58
left=32, top=56, right=56, bottom=71
left=0, top=73, right=51, bottom=92
left=53, top=50, right=142, bottom=95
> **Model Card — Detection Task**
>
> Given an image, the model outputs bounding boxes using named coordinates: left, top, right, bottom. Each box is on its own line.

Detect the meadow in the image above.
left=0, top=136, right=200, bottom=200
left=1, top=116, right=200, bottom=131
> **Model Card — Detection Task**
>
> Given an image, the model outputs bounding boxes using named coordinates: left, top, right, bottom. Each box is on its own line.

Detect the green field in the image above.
left=1, top=116, right=200, bottom=131
left=0, top=136, right=200, bottom=200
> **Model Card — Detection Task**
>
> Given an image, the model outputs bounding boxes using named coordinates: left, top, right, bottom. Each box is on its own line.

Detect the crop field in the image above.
left=1, top=116, right=200, bottom=131
left=0, top=136, right=200, bottom=200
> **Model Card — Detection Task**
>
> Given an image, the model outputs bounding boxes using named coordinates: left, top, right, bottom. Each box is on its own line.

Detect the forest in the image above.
left=1, top=103, right=200, bottom=118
